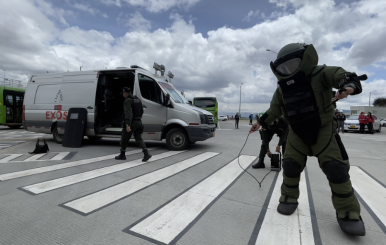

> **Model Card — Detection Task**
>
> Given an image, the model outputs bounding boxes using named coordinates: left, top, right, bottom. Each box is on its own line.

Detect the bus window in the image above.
left=5, top=94, right=14, bottom=106
left=16, top=95, right=23, bottom=106
left=193, top=98, right=216, bottom=108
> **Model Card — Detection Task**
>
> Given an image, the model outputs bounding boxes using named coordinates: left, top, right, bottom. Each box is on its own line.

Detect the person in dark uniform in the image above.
left=337, top=110, right=346, bottom=134
left=252, top=117, right=288, bottom=169
left=249, top=43, right=367, bottom=236
left=115, top=87, right=152, bottom=162
left=235, top=112, right=240, bottom=129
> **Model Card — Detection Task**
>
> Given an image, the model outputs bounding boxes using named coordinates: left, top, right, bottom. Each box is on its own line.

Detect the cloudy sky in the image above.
left=1, top=0, right=386, bottom=115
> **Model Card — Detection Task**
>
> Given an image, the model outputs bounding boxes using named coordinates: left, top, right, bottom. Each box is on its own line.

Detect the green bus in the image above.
left=192, top=97, right=218, bottom=126
left=0, top=86, right=25, bottom=129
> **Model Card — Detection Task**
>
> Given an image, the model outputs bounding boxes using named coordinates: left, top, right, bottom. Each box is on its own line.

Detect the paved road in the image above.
left=0, top=122, right=385, bottom=245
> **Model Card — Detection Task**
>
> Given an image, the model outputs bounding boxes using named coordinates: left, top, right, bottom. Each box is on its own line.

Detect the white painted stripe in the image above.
left=50, top=152, right=71, bottom=161
left=22, top=154, right=47, bottom=162
left=23, top=150, right=187, bottom=195
left=0, top=154, right=24, bottom=163
left=0, top=149, right=153, bottom=181
left=128, top=155, right=256, bottom=244
left=63, top=152, right=216, bottom=214
left=255, top=171, right=314, bottom=245
left=350, top=166, right=386, bottom=226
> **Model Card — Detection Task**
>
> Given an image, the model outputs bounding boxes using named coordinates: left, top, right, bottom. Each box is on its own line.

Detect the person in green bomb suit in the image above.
left=252, top=117, right=288, bottom=169
left=115, top=87, right=152, bottom=162
left=249, top=43, right=367, bottom=236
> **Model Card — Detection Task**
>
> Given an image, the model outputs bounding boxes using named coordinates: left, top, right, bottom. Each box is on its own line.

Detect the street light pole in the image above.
left=369, top=90, right=376, bottom=106
left=266, top=49, right=278, bottom=55
left=239, top=83, right=243, bottom=116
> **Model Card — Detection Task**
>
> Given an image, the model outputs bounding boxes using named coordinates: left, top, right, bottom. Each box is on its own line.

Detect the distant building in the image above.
left=350, top=106, right=386, bottom=118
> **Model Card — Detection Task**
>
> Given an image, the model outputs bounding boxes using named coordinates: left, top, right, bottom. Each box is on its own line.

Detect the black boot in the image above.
left=277, top=202, right=298, bottom=215
left=337, top=214, right=366, bottom=236
left=252, top=158, right=265, bottom=169
left=142, top=149, right=152, bottom=162
left=115, top=150, right=126, bottom=160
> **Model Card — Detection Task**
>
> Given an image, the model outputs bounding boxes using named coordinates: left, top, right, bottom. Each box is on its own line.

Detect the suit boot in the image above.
left=277, top=202, right=298, bottom=215
left=337, top=214, right=366, bottom=236
left=142, top=149, right=152, bottom=162
left=115, top=150, right=126, bottom=160
left=252, top=158, right=265, bottom=169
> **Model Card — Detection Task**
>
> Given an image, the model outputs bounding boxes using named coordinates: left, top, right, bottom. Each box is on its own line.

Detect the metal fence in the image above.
left=0, top=79, right=26, bottom=89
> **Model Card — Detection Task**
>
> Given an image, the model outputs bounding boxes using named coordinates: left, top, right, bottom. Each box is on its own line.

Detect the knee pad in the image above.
left=282, top=159, right=302, bottom=178
left=321, top=160, right=350, bottom=184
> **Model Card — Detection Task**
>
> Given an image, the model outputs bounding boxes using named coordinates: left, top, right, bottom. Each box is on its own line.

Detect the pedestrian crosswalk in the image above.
left=252, top=171, right=315, bottom=245
left=0, top=152, right=76, bottom=164
left=0, top=141, right=25, bottom=150
left=1, top=149, right=386, bottom=244
left=125, top=155, right=255, bottom=244
left=0, top=130, right=49, bottom=139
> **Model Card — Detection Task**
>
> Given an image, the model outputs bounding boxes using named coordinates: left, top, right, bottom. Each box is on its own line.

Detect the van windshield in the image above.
left=158, top=82, right=188, bottom=104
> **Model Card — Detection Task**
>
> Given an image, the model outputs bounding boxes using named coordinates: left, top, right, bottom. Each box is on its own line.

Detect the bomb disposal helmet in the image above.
left=270, top=43, right=307, bottom=76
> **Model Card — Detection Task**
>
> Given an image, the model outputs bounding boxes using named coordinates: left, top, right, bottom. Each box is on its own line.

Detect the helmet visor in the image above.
left=275, top=58, right=301, bottom=75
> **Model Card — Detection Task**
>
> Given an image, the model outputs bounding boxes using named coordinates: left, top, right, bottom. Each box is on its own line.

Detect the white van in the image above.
left=23, top=64, right=216, bottom=150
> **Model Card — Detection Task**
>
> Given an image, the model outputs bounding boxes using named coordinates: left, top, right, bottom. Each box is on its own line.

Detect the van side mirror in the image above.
left=164, top=93, right=171, bottom=106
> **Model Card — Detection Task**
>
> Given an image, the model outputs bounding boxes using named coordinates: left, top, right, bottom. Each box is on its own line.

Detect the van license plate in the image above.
left=350, top=126, right=356, bottom=129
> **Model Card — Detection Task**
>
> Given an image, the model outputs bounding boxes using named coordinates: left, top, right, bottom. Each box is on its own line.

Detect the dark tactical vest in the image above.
left=278, top=66, right=325, bottom=145
left=131, top=95, right=144, bottom=119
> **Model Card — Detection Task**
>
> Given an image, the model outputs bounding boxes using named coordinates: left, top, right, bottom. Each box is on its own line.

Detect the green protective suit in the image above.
left=259, top=118, right=288, bottom=159
left=120, top=96, right=146, bottom=151
left=260, top=44, right=361, bottom=220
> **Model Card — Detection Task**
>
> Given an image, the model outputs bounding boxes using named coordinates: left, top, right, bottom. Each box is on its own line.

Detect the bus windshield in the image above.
left=158, top=82, right=189, bottom=104
left=194, top=98, right=216, bottom=108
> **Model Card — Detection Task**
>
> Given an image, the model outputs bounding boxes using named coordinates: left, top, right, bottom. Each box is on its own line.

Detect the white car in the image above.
left=344, top=114, right=382, bottom=132
left=380, top=118, right=386, bottom=127
left=218, top=115, right=228, bottom=121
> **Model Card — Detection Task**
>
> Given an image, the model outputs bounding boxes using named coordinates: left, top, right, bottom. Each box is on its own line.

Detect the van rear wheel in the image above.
left=166, top=128, right=189, bottom=150
left=8, top=125, right=21, bottom=129
left=53, top=126, right=63, bottom=144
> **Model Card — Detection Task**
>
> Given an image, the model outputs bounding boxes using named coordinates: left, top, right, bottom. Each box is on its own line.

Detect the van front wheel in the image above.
left=53, top=126, right=63, bottom=144
left=166, top=128, right=189, bottom=150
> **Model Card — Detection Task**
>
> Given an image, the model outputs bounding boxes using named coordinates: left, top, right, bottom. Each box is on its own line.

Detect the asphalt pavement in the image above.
left=0, top=122, right=385, bottom=245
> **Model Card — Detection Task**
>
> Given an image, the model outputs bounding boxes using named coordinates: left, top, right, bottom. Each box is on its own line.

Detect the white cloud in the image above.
left=1, top=0, right=386, bottom=114
left=100, top=0, right=122, bottom=7
left=122, top=0, right=201, bottom=13
left=243, top=10, right=260, bottom=22
left=73, top=3, right=108, bottom=18
left=117, top=11, right=152, bottom=32
left=33, top=0, right=73, bottom=26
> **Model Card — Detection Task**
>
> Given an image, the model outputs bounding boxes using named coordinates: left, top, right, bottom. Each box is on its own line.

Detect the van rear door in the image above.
left=136, top=73, right=167, bottom=140
left=59, top=74, right=98, bottom=134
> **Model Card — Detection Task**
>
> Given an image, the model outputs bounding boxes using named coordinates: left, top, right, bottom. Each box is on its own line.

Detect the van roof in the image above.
left=31, top=67, right=168, bottom=82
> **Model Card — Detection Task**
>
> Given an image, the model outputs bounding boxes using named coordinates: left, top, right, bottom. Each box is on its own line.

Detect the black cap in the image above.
left=121, top=87, right=131, bottom=94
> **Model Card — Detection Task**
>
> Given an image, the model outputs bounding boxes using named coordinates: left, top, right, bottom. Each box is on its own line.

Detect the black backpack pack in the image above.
left=29, top=138, right=49, bottom=154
